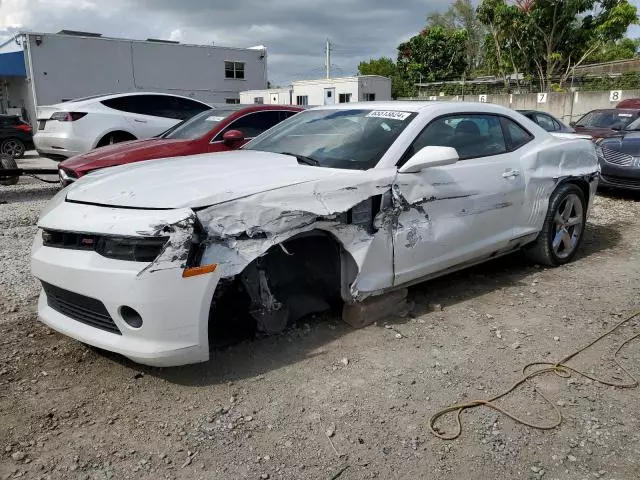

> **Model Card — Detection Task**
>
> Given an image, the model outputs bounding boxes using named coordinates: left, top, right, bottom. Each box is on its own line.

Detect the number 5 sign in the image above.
left=537, top=92, right=548, bottom=103
left=609, top=90, right=622, bottom=102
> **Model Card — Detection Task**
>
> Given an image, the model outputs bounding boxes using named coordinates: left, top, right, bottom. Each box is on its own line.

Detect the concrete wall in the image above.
left=19, top=33, right=267, bottom=124
left=402, top=89, right=640, bottom=124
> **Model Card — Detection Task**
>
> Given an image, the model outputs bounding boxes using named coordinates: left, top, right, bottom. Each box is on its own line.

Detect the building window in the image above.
left=296, top=95, right=309, bottom=106
left=254, top=97, right=264, bottom=104
left=225, top=61, right=245, bottom=79
left=339, top=93, right=352, bottom=103
left=225, top=98, right=240, bottom=104
left=363, top=93, right=376, bottom=101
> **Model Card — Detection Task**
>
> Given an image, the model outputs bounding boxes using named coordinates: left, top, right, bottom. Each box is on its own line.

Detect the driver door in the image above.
left=392, top=113, right=529, bottom=286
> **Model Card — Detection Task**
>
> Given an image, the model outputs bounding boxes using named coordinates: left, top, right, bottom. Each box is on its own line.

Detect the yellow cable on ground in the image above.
left=429, top=310, right=640, bottom=441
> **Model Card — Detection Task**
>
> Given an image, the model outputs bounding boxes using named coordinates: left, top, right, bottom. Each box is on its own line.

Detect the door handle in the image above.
left=133, top=119, right=147, bottom=123
left=502, top=169, right=520, bottom=178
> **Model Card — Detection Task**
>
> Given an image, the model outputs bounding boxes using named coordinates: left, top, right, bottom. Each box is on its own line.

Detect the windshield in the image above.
left=624, top=117, right=640, bottom=131
left=244, top=108, right=417, bottom=170
left=162, top=109, right=237, bottom=140
left=576, top=111, right=637, bottom=130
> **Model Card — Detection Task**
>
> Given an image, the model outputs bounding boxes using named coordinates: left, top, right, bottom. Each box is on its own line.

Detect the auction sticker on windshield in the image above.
left=366, top=111, right=412, bottom=121
left=206, top=116, right=226, bottom=122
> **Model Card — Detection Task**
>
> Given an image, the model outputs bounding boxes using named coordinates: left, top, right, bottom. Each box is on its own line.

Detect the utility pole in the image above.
left=325, top=39, right=331, bottom=79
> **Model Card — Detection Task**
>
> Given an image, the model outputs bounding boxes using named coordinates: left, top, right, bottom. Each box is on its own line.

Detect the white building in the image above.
left=0, top=30, right=269, bottom=125
left=239, top=75, right=392, bottom=106
left=240, top=88, right=292, bottom=105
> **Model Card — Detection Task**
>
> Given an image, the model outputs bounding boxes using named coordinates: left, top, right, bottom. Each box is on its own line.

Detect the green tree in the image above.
left=357, top=57, right=411, bottom=98
left=586, top=37, right=640, bottom=62
left=427, top=0, right=486, bottom=72
left=397, top=26, right=469, bottom=84
left=478, top=0, right=639, bottom=91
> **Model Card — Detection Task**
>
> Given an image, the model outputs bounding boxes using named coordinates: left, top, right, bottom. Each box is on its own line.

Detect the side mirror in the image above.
left=398, top=146, right=459, bottom=174
left=222, top=129, right=245, bottom=147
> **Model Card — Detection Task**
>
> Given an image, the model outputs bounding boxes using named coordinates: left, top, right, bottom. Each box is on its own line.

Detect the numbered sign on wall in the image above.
left=428, top=96, right=437, bottom=101
left=609, top=90, right=622, bottom=103
left=537, top=92, right=548, bottom=104
left=478, top=94, right=487, bottom=103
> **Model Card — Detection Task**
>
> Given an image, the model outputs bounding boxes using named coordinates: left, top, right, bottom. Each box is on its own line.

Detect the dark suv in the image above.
left=0, top=115, right=33, bottom=158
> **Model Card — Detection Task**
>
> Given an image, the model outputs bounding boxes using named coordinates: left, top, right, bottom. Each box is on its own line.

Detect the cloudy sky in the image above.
left=1, top=0, right=638, bottom=86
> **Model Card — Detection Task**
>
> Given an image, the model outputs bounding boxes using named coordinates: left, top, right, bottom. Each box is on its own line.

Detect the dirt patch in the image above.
left=1, top=181, right=640, bottom=480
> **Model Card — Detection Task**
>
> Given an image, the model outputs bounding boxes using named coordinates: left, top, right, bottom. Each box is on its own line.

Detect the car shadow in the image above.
left=597, top=188, right=640, bottom=202
left=0, top=183, right=59, bottom=204
left=105, top=221, right=623, bottom=386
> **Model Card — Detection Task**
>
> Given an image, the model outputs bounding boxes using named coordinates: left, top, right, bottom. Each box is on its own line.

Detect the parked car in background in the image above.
left=616, top=98, right=640, bottom=109
left=0, top=114, right=33, bottom=158
left=34, top=92, right=211, bottom=161
left=32, top=102, right=599, bottom=366
left=517, top=110, right=574, bottom=133
left=571, top=109, right=640, bottom=139
left=58, top=105, right=303, bottom=186
left=595, top=115, right=640, bottom=190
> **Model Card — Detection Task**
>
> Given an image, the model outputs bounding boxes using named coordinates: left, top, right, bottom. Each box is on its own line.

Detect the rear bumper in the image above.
left=34, top=132, right=89, bottom=159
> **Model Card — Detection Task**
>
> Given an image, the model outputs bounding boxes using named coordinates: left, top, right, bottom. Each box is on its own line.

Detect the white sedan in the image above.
left=34, top=92, right=211, bottom=161
left=31, top=102, right=599, bottom=366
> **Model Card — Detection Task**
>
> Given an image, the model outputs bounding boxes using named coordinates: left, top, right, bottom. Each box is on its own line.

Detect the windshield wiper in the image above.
left=280, top=151, right=320, bottom=166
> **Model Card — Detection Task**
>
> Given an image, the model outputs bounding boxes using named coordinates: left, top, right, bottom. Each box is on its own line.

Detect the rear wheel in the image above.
left=524, top=183, right=586, bottom=266
left=0, top=154, right=19, bottom=186
left=1, top=138, right=25, bottom=159
left=95, top=131, right=136, bottom=148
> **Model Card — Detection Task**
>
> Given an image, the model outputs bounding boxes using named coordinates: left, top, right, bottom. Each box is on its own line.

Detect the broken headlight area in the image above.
left=41, top=229, right=169, bottom=262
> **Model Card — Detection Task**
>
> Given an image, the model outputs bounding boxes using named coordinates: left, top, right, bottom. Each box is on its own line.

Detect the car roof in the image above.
left=311, top=101, right=519, bottom=115
left=582, top=108, right=640, bottom=114
left=52, top=91, right=212, bottom=108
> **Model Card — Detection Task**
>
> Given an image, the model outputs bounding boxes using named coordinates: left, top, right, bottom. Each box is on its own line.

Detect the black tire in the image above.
left=1, top=137, right=25, bottom=159
left=524, top=183, right=587, bottom=266
left=0, top=154, right=19, bottom=186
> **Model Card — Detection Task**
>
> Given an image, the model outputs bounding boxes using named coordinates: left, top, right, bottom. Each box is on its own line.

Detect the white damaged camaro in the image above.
left=31, top=102, right=599, bottom=366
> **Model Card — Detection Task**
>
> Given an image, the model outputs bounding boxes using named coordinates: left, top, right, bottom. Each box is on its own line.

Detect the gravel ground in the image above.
left=1, top=177, right=640, bottom=480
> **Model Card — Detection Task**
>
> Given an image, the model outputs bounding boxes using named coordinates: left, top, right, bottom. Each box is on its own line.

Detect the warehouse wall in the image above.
left=22, top=33, right=267, bottom=122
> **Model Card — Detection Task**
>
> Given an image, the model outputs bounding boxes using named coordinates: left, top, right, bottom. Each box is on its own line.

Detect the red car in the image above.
left=571, top=108, right=640, bottom=139
left=58, top=105, right=302, bottom=186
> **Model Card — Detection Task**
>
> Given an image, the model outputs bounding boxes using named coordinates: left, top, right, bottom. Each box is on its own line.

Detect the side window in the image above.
left=501, top=117, right=534, bottom=150
left=101, top=96, right=144, bottom=114
left=219, top=111, right=283, bottom=139
left=280, top=111, right=298, bottom=121
left=407, top=114, right=507, bottom=161
left=167, top=97, right=209, bottom=120
left=535, top=113, right=557, bottom=132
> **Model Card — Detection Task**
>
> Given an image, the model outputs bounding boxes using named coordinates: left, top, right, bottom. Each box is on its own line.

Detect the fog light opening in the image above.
left=120, top=306, right=143, bottom=328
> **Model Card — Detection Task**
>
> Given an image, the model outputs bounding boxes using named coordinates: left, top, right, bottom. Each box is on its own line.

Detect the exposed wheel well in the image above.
left=96, top=130, right=137, bottom=148
left=562, top=178, right=590, bottom=203
left=208, top=231, right=357, bottom=345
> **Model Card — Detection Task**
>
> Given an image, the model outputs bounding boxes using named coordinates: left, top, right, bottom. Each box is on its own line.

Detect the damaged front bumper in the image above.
left=31, top=201, right=219, bottom=367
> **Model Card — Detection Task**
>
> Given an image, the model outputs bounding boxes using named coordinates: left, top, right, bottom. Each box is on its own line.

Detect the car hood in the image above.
left=64, top=150, right=379, bottom=209
left=574, top=126, right=622, bottom=139
left=600, top=131, right=640, bottom=156
left=60, top=138, right=193, bottom=173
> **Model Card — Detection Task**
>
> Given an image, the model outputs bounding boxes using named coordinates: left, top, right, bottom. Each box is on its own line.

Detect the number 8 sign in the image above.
left=609, top=90, right=622, bottom=102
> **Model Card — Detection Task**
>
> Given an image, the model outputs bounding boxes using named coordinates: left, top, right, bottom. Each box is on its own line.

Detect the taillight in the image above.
left=14, top=123, right=32, bottom=132
left=50, top=112, right=87, bottom=122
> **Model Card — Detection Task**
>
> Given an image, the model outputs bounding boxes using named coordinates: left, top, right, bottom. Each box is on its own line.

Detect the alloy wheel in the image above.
left=551, top=193, right=584, bottom=259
